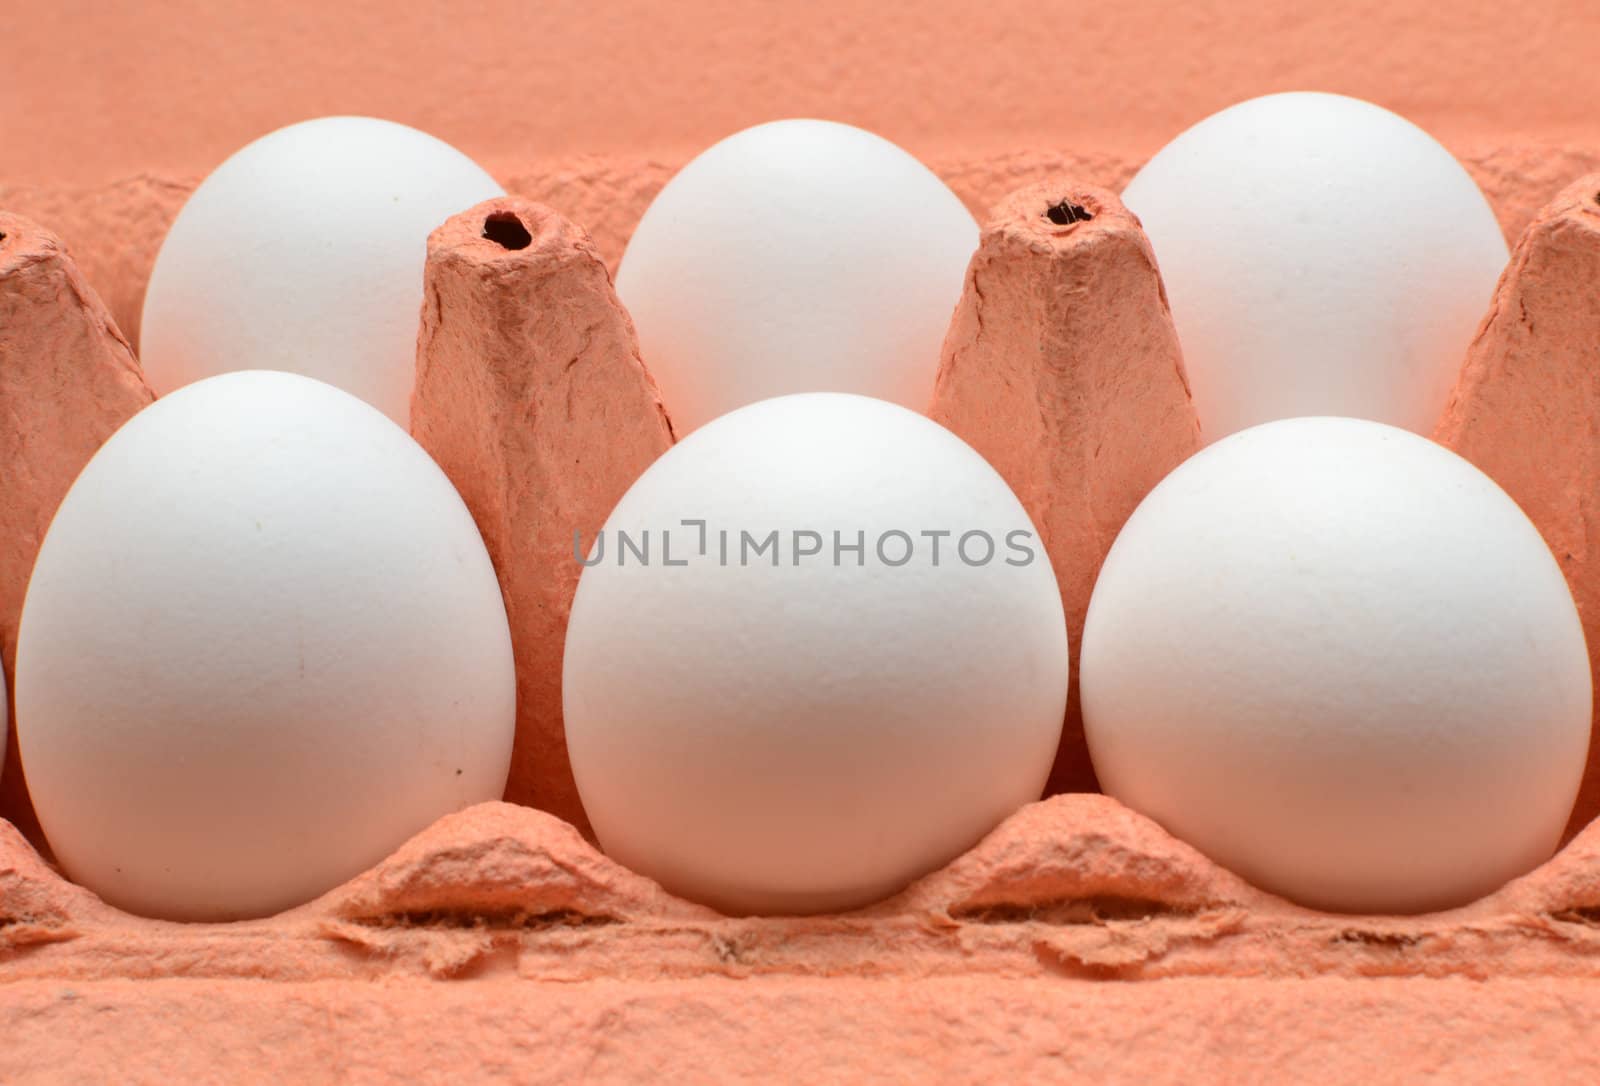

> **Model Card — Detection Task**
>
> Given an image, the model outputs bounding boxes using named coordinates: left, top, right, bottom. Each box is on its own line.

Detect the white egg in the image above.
left=140, top=116, right=503, bottom=426
left=616, top=120, right=977, bottom=435
left=1123, top=92, right=1508, bottom=443
left=563, top=393, right=1067, bottom=914
left=1081, top=417, right=1590, bottom=913
left=16, top=371, right=515, bottom=920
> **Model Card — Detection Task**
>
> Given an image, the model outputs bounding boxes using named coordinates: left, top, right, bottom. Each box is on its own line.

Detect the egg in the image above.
left=563, top=393, right=1067, bottom=914
left=0, top=659, right=7, bottom=775
left=1122, top=92, right=1508, bottom=442
left=616, top=120, right=977, bottom=434
left=1080, top=416, right=1590, bottom=913
left=140, top=116, right=503, bottom=426
left=15, top=371, right=515, bottom=920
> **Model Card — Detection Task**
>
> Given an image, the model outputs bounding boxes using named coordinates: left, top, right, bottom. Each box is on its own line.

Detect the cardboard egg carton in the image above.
left=3, top=156, right=1600, bottom=1081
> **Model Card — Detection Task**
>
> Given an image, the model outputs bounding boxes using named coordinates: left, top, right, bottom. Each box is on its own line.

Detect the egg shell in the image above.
left=1123, top=92, right=1509, bottom=442
left=139, top=116, right=503, bottom=425
left=15, top=370, right=516, bottom=921
left=411, top=196, right=675, bottom=836
left=931, top=180, right=1201, bottom=799
left=563, top=392, right=1068, bottom=915
left=1081, top=416, right=1591, bottom=913
left=1436, top=173, right=1600, bottom=840
left=616, top=119, right=977, bottom=434
left=0, top=213, right=155, bottom=847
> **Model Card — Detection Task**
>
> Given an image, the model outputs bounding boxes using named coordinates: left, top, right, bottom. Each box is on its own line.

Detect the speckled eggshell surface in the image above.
left=1123, top=92, right=1509, bottom=443
left=563, top=393, right=1068, bottom=915
left=138, top=116, right=504, bottom=426
left=616, top=120, right=978, bottom=435
left=1081, top=416, right=1591, bottom=914
left=15, top=371, right=516, bottom=921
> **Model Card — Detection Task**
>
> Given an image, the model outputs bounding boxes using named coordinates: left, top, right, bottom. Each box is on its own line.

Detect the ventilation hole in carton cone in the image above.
left=1045, top=200, right=1094, bottom=226
left=483, top=212, right=533, bottom=250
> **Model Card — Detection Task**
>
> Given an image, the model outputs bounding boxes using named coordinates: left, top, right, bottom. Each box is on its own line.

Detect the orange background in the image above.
left=7, top=0, right=1599, bottom=187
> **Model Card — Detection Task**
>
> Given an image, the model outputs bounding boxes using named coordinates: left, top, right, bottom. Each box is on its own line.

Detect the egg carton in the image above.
left=2, top=161, right=1600, bottom=1081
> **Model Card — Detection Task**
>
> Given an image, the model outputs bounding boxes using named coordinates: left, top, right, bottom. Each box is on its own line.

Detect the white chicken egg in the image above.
left=140, top=116, right=503, bottom=426
left=616, top=120, right=977, bottom=434
left=562, top=393, right=1067, bottom=915
left=15, top=371, right=515, bottom=920
left=1122, top=92, right=1508, bottom=442
left=1081, top=416, right=1590, bottom=913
